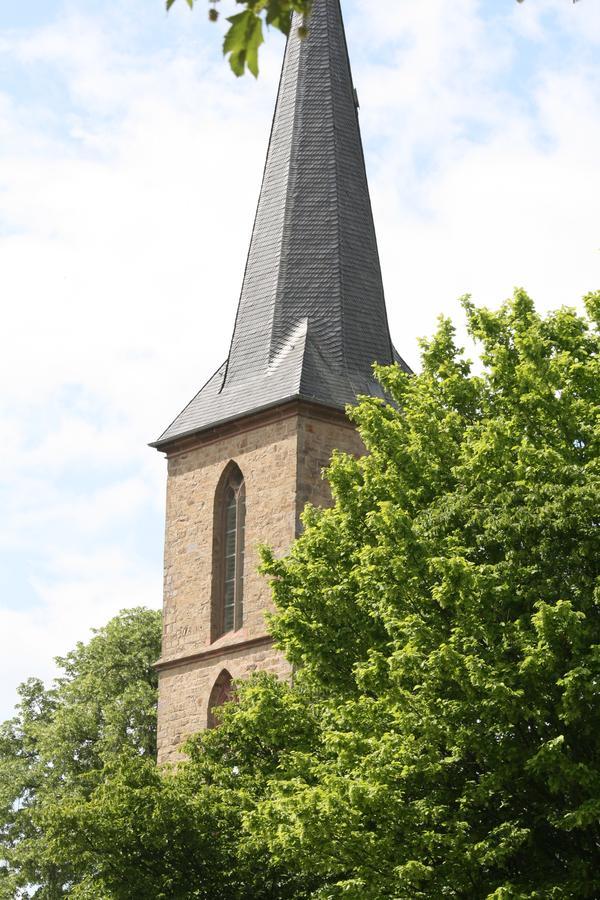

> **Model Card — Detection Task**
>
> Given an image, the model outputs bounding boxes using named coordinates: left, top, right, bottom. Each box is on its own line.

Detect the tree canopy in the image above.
left=2, top=291, right=598, bottom=897
left=0, top=607, right=161, bottom=899
left=4, top=289, right=596, bottom=898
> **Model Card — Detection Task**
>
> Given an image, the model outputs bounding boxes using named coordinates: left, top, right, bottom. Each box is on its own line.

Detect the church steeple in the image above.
left=154, top=0, right=407, bottom=448
left=154, top=0, right=410, bottom=763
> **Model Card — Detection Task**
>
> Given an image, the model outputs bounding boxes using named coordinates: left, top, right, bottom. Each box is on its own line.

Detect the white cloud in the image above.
left=0, top=548, right=160, bottom=718
left=0, top=6, right=285, bottom=717
left=347, top=0, right=600, bottom=360
left=1, top=0, right=599, bottom=719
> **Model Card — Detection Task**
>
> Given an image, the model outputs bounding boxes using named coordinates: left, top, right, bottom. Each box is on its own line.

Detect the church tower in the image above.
left=152, top=0, right=409, bottom=764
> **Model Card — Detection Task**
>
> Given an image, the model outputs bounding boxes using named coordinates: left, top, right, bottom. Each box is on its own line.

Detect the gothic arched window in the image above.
left=212, top=463, right=246, bottom=639
left=207, top=669, right=234, bottom=728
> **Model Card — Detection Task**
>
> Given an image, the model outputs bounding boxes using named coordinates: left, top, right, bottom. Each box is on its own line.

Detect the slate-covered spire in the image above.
left=155, top=0, right=408, bottom=448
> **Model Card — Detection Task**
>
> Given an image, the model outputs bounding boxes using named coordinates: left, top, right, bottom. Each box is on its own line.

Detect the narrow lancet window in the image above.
left=213, top=463, right=245, bottom=638
left=207, top=669, right=234, bottom=728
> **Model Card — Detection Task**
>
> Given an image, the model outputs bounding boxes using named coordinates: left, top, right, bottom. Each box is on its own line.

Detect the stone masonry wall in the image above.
left=295, top=410, right=365, bottom=530
left=158, top=641, right=289, bottom=763
left=161, top=416, right=298, bottom=662
left=157, top=406, right=365, bottom=764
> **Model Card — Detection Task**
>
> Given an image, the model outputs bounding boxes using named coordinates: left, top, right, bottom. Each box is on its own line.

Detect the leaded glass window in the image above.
left=214, top=464, right=245, bottom=637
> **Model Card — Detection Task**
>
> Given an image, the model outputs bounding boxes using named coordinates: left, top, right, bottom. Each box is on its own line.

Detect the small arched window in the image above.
left=212, top=463, right=246, bottom=638
left=207, top=669, right=234, bottom=728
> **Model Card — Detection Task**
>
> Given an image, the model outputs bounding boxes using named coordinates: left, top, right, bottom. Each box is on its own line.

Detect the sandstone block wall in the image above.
left=157, top=641, right=290, bottom=762
left=296, top=411, right=365, bottom=528
left=162, top=415, right=298, bottom=663
left=156, top=404, right=365, bottom=764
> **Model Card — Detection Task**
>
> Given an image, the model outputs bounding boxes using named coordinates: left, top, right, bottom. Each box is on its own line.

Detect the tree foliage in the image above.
left=254, top=290, right=600, bottom=897
left=167, top=0, right=312, bottom=77
left=0, top=607, right=161, bottom=898
left=2, top=292, right=599, bottom=898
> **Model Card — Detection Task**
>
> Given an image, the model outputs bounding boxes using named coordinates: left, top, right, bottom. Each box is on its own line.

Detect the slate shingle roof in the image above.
left=153, top=0, right=409, bottom=449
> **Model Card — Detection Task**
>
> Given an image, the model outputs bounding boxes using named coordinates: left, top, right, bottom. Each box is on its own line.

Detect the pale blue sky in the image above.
left=1, top=0, right=599, bottom=721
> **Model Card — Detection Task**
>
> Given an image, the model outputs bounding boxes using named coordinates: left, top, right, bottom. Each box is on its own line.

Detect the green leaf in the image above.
left=224, top=10, right=264, bottom=78
left=265, top=0, right=294, bottom=35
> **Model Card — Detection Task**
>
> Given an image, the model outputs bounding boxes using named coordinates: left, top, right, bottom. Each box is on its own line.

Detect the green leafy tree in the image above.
left=9, top=291, right=600, bottom=898
left=168, top=0, right=312, bottom=77
left=251, top=290, right=600, bottom=897
left=39, top=677, right=322, bottom=899
left=0, top=607, right=161, bottom=898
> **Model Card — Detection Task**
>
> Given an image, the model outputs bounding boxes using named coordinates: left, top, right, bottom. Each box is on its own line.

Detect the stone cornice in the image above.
left=155, top=634, right=275, bottom=673
left=157, top=399, right=354, bottom=459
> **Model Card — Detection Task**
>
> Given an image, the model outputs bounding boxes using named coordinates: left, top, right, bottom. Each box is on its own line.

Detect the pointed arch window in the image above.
left=207, top=669, right=234, bottom=728
left=213, top=463, right=246, bottom=638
